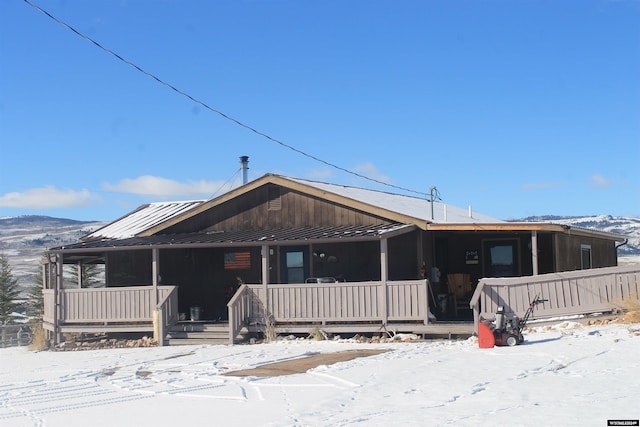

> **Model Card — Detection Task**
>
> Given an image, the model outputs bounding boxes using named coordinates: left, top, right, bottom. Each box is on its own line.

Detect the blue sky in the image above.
left=1, top=0, right=639, bottom=222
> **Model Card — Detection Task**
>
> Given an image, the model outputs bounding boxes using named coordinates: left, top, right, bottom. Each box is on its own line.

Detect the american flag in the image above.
left=224, top=251, right=251, bottom=270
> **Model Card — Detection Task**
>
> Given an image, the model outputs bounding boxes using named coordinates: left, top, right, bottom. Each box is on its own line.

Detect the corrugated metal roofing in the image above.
left=56, top=223, right=415, bottom=252
left=82, top=201, right=204, bottom=241
left=285, top=176, right=503, bottom=224
left=82, top=174, right=502, bottom=243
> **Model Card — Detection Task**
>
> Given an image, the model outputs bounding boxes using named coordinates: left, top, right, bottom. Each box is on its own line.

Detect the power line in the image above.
left=22, top=0, right=428, bottom=198
left=210, top=167, right=242, bottom=199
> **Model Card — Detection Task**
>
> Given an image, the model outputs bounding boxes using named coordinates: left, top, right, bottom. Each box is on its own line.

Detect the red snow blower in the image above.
left=478, top=295, right=547, bottom=348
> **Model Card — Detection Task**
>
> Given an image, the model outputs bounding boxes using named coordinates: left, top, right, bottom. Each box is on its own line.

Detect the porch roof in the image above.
left=51, top=223, right=416, bottom=255
left=425, top=221, right=624, bottom=241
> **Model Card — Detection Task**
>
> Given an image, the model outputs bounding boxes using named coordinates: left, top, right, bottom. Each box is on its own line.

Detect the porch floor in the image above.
left=172, top=320, right=474, bottom=344
left=259, top=321, right=474, bottom=339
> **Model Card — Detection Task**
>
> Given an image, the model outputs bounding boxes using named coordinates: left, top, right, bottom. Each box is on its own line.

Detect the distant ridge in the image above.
left=0, top=215, right=99, bottom=227
left=510, top=214, right=640, bottom=255
left=0, top=215, right=109, bottom=292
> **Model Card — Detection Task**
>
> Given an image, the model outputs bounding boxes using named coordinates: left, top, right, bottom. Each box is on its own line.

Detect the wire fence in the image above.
left=0, top=324, right=33, bottom=348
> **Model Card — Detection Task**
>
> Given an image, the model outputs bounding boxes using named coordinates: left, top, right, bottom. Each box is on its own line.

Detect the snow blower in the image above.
left=478, top=295, right=547, bottom=347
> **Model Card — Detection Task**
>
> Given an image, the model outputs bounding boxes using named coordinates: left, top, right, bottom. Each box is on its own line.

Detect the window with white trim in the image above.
left=580, top=244, right=592, bottom=270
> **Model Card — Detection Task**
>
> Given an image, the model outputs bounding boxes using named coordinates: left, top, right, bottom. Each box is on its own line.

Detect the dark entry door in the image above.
left=280, top=246, right=309, bottom=283
left=483, top=239, right=519, bottom=277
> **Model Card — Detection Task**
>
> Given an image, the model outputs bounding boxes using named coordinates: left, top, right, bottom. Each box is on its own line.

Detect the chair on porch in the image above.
left=447, top=273, right=473, bottom=317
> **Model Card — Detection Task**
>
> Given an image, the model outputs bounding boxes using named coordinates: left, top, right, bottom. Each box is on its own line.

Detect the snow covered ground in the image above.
left=1, top=321, right=639, bottom=427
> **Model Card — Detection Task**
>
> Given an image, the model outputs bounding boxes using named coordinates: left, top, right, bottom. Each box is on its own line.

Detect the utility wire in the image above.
left=23, top=0, right=429, bottom=198
left=210, top=167, right=242, bottom=199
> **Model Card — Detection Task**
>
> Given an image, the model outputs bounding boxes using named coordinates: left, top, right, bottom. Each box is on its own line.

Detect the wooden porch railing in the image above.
left=155, top=286, right=179, bottom=345
left=227, top=284, right=253, bottom=345
left=227, top=280, right=429, bottom=344
left=43, top=289, right=54, bottom=325
left=43, top=286, right=178, bottom=343
left=157, top=286, right=179, bottom=328
left=60, top=286, right=156, bottom=323
left=470, top=265, right=640, bottom=333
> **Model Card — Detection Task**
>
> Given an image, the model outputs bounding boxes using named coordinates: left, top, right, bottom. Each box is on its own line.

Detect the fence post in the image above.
left=54, top=254, right=63, bottom=345
left=380, top=239, right=388, bottom=324
left=229, top=304, right=235, bottom=345
left=425, top=280, right=431, bottom=324
left=153, top=309, right=165, bottom=346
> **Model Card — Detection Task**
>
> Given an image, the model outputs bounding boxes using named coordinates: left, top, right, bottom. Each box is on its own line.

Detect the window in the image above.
left=581, top=244, right=592, bottom=270
left=483, top=239, right=519, bottom=277
left=285, top=251, right=305, bottom=283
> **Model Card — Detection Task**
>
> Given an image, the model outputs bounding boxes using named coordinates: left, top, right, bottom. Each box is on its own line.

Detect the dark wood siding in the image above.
left=388, top=230, right=420, bottom=280
left=308, top=241, right=381, bottom=282
left=554, top=234, right=617, bottom=271
left=162, top=184, right=393, bottom=234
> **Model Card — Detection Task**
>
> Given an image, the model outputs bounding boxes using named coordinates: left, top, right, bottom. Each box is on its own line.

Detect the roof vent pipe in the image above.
left=240, top=156, right=249, bottom=184
left=443, top=204, right=447, bottom=222
left=468, top=205, right=473, bottom=218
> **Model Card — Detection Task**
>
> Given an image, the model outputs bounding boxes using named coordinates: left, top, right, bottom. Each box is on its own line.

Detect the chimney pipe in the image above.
left=240, top=156, right=249, bottom=184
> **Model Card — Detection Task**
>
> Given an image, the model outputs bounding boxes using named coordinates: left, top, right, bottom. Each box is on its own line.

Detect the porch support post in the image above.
left=152, top=247, right=159, bottom=307
left=417, top=232, right=424, bottom=278
left=531, top=231, right=539, bottom=276
left=380, top=238, right=388, bottom=324
left=151, top=247, right=164, bottom=345
left=553, top=233, right=559, bottom=272
left=261, top=244, right=269, bottom=305
left=76, top=263, right=82, bottom=288
left=55, top=253, right=63, bottom=345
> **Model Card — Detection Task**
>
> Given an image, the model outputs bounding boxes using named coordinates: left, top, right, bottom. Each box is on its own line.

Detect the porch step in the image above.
left=166, top=322, right=246, bottom=346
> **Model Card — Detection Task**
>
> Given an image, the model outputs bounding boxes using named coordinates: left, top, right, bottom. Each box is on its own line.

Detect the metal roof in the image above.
left=285, top=176, right=503, bottom=224
left=75, top=175, right=624, bottom=245
left=55, top=223, right=415, bottom=253
left=82, top=200, right=204, bottom=241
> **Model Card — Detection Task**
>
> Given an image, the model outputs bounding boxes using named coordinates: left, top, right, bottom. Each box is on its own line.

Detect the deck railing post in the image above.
left=380, top=238, right=388, bottom=324
left=470, top=279, right=485, bottom=336
left=55, top=254, right=63, bottom=345
left=152, top=248, right=159, bottom=308
left=424, top=279, right=430, bottom=325
left=228, top=284, right=249, bottom=345
left=531, top=230, right=539, bottom=276
left=153, top=308, right=165, bottom=346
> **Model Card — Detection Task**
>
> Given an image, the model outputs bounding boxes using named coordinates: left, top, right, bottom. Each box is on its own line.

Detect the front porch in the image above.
left=42, top=264, right=640, bottom=346
left=228, top=279, right=467, bottom=343
left=42, top=278, right=475, bottom=345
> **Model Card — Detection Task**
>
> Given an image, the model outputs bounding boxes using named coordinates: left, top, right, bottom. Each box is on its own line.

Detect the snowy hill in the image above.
left=0, top=215, right=108, bottom=292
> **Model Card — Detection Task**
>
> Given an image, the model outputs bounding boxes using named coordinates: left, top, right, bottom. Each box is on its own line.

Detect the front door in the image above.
left=280, top=246, right=309, bottom=283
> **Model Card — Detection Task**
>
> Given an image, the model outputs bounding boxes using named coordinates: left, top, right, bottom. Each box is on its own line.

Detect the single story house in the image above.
left=43, top=174, right=625, bottom=344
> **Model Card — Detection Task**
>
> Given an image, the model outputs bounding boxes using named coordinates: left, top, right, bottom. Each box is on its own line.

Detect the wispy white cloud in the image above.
left=305, top=168, right=334, bottom=181
left=520, top=181, right=567, bottom=190
left=351, top=162, right=391, bottom=184
left=102, top=175, right=229, bottom=198
left=0, top=186, right=100, bottom=209
left=589, top=174, right=614, bottom=189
